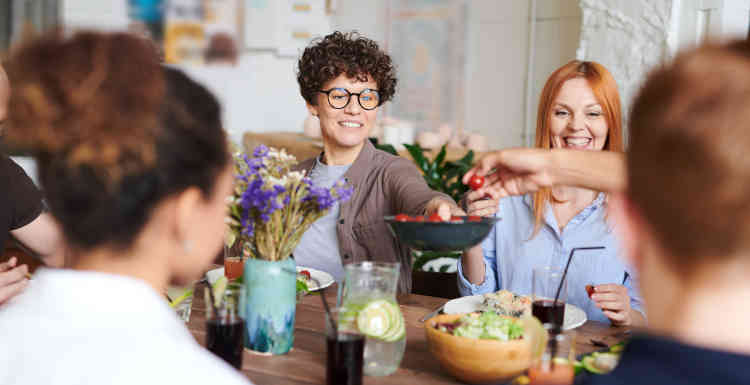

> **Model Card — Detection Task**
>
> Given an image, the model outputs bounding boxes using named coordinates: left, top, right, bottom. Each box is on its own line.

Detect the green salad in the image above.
left=437, top=311, right=524, bottom=341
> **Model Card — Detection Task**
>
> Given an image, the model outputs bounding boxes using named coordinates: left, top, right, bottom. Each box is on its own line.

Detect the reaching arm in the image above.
left=463, top=148, right=627, bottom=197
left=386, top=157, right=463, bottom=218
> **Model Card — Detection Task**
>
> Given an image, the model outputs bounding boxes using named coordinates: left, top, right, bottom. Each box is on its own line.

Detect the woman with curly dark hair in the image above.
left=293, top=31, right=462, bottom=293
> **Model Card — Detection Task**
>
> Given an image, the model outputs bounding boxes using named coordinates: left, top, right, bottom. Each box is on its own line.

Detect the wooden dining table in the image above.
left=186, top=283, right=631, bottom=385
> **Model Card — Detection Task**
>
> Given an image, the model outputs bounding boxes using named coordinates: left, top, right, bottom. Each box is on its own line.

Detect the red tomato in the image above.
left=467, top=215, right=482, bottom=222
left=586, top=284, right=595, bottom=298
left=412, top=215, right=425, bottom=222
left=450, top=216, right=463, bottom=222
left=395, top=214, right=410, bottom=222
left=300, top=270, right=311, bottom=279
left=467, top=175, right=485, bottom=190
left=428, top=213, right=443, bottom=222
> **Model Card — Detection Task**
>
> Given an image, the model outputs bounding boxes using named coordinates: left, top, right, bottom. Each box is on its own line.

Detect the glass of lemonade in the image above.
left=167, top=284, right=194, bottom=322
left=339, top=262, right=406, bottom=377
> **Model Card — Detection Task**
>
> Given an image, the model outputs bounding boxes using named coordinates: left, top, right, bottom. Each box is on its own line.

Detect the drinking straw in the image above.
left=553, top=246, right=605, bottom=312
left=550, top=246, right=605, bottom=369
left=311, top=276, right=338, bottom=335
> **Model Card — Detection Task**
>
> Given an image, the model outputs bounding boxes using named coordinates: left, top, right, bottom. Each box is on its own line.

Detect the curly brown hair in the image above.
left=297, top=31, right=397, bottom=106
left=5, top=31, right=228, bottom=250
left=6, top=31, right=164, bottom=178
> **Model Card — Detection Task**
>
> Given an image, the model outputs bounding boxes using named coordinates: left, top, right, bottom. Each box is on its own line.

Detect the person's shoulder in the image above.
left=0, top=154, right=19, bottom=180
left=129, top=336, right=253, bottom=385
left=371, top=147, right=406, bottom=166
left=294, top=157, right=316, bottom=172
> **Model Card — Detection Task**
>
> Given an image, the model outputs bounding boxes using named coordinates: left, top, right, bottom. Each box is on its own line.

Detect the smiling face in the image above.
left=549, top=78, right=609, bottom=151
left=307, top=73, right=378, bottom=154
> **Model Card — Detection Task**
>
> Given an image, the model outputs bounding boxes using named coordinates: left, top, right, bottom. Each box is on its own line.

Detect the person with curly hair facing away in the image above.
left=293, top=31, right=463, bottom=293
left=0, top=32, right=252, bottom=385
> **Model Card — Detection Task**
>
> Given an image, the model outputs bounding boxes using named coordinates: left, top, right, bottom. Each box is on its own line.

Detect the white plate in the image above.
left=297, top=266, right=335, bottom=291
left=443, top=294, right=587, bottom=330
left=206, top=266, right=335, bottom=291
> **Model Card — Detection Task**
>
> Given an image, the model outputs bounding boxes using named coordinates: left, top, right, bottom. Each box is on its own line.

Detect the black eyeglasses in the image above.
left=319, top=88, right=381, bottom=110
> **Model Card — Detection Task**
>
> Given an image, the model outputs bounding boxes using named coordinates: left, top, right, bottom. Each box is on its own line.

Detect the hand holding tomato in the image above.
left=467, top=175, right=485, bottom=190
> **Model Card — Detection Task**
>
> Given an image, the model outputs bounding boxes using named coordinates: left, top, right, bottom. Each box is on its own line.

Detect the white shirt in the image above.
left=0, top=268, right=252, bottom=385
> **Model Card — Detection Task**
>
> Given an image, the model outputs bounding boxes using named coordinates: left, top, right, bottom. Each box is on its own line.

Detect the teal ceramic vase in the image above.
left=243, top=256, right=296, bottom=354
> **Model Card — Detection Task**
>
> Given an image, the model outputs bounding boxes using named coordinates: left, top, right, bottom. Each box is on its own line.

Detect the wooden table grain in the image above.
left=187, top=284, right=630, bottom=384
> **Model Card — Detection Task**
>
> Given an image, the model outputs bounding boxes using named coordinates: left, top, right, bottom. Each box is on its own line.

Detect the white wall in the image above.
left=62, top=0, right=311, bottom=146
left=60, top=1, right=396, bottom=146
left=526, top=0, right=582, bottom=146
left=577, top=0, right=750, bottom=134
left=577, top=0, right=676, bottom=127
left=174, top=55, right=305, bottom=145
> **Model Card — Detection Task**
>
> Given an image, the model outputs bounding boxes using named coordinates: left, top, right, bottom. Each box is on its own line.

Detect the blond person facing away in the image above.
left=0, top=32, right=251, bottom=385
left=292, top=31, right=463, bottom=293
left=464, top=40, right=750, bottom=385
left=460, top=61, right=645, bottom=326
left=0, top=63, right=62, bottom=305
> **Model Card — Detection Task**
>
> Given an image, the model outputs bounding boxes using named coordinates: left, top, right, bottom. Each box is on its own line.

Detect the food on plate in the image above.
left=468, top=215, right=482, bottom=222
left=450, top=216, right=464, bottom=222
left=297, top=269, right=312, bottom=288
left=435, top=311, right=524, bottom=341
left=413, top=215, right=425, bottom=221
left=468, top=175, right=485, bottom=190
left=481, top=289, right=532, bottom=317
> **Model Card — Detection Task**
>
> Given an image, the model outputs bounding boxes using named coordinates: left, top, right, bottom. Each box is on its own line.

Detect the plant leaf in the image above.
left=404, top=143, right=430, bottom=172
left=458, top=150, right=475, bottom=165
left=434, top=145, right=447, bottom=167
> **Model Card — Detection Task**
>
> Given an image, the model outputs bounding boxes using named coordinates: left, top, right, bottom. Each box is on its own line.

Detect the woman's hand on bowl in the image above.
left=425, top=197, right=466, bottom=221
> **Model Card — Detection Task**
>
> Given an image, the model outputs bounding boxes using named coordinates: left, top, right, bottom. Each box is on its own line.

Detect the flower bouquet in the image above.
left=226, top=144, right=352, bottom=261
left=225, top=144, right=352, bottom=354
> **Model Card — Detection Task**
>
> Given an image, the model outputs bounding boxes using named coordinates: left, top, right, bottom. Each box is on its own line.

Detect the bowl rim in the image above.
left=384, top=215, right=502, bottom=224
left=424, top=312, right=529, bottom=346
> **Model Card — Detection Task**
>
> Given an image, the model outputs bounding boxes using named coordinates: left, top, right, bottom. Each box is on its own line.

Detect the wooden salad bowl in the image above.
left=424, top=313, right=545, bottom=384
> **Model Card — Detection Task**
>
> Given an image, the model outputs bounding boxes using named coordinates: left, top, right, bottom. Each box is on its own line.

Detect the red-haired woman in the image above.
left=459, top=61, right=646, bottom=327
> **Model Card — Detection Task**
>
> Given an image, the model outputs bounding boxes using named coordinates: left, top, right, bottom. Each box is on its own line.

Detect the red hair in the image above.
left=531, top=61, right=624, bottom=237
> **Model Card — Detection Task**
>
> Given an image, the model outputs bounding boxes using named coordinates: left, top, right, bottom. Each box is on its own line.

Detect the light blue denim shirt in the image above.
left=457, top=193, right=644, bottom=324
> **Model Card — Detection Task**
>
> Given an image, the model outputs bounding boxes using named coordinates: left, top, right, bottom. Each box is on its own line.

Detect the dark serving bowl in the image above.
left=384, top=216, right=501, bottom=251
